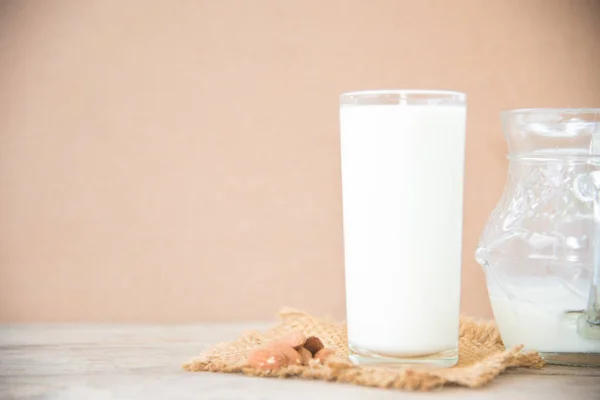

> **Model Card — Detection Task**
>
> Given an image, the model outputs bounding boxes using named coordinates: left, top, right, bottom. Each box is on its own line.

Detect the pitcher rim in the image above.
left=502, top=108, right=600, bottom=117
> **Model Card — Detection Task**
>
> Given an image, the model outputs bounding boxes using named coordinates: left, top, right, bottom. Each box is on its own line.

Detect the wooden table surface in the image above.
left=1, top=324, right=599, bottom=399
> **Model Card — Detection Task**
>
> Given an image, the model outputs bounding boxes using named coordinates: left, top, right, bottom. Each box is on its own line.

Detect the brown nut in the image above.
left=303, top=336, right=324, bottom=356
left=282, top=330, right=307, bottom=349
left=297, top=346, right=312, bottom=365
left=266, top=342, right=303, bottom=365
left=313, top=348, right=335, bottom=364
left=247, top=348, right=287, bottom=370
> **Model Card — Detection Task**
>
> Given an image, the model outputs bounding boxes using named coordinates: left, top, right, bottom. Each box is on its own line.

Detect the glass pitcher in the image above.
left=476, top=109, right=600, bottom=366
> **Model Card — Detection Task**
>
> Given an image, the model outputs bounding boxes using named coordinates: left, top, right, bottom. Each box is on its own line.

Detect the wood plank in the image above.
left=0, top=324, right=599, bottom=399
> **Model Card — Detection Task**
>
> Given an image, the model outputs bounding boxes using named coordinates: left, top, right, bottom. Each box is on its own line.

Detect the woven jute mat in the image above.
left=183, top=308, right=544, bottom=391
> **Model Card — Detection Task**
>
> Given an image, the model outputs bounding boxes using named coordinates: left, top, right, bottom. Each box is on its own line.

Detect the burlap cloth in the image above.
left=183, top=308, right=544, bottom=391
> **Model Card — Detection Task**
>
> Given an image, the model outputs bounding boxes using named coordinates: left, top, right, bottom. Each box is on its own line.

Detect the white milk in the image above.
left=340, top=104, right=466, bottom=356
left=491, top=293, right=600, bottom=354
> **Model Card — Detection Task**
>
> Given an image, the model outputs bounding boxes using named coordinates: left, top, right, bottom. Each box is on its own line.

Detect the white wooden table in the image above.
left=1, top=324, right=599, bottom=399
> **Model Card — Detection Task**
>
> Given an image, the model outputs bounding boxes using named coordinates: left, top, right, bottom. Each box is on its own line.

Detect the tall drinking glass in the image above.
left=339, top=90, right=467, bottom=367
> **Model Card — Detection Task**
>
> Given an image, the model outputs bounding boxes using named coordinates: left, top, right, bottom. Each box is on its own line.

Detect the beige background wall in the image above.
left=0, top=0, right=599, bottom=322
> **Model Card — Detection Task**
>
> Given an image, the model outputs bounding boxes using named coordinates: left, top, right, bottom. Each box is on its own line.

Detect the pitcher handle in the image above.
left=575, top=171, right=600, bottom=339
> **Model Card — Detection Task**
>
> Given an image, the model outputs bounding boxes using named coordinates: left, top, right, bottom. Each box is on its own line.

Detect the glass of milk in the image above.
left=339, top=90, right=467, bottom=367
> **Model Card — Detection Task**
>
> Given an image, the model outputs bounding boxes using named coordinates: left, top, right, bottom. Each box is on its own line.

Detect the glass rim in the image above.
left=502, top=108, right=600, bottom=117
left=340, top=89, right=466, bottom=99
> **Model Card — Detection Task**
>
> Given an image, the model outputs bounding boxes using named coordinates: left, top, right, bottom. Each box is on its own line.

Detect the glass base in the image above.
left=348, top=344, right=458, bottom=368
left=540, top=352, right=600, bottom=367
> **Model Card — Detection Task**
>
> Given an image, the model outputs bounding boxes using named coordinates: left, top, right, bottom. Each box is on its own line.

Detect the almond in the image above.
left=247, top=348, right=287, bottom=370
left=266, top=342, right=303, bottom=365
left=303, top=336, right=324, bottom=356
left=314, top=348, right=335, bottom=364
left=297, top=346, right=312, bottom=365
left=323, top=355, right=349, bottom=368
left=282, top=330, right=307, bottom=349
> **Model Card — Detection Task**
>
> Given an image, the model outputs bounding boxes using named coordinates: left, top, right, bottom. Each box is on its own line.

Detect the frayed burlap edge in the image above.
left=183, top=308, right=544, bottom=391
